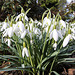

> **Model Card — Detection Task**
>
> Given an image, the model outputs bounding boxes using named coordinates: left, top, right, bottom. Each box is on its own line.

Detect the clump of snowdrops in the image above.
left=0, top=7, right=75, bottom=75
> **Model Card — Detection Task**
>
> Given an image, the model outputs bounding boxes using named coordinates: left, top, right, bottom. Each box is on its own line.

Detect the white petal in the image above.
left=1, top=27, right=4, bottom=31
left=60, top=20, right=66, bottom=28
left=17, top=21, right=25, bottom=32
left=22, top=47, right=29, bottom=57
left=29, top=23, right=33, bottom=30
left=1, top=22, right=9, bottom=31
left=8, top=39, right=11, bottom=46
left=45, top=26, right=48, bottom=32
left=3, top=29, right=8, bottom=37
left=34, top=28, right=41, bottom=35
left=21, top=64, right=25, bottom=68
left=53, top=29, right=58, bottom=41
left=8, top=27, right=13, bottom=37
left=22, top=48, right=25, bottom=57
left=58, top=31, right=63, bottom=39
left=53, top=43, right=57, bottom=50
left=16, top=13, right=24, bottom=21
left=21, top=30, right=27, bottom=38
left=49, top=24, right=54, bottom=33
left=43, top=17, right=51, bottom=27
left=72, top=35, right=75, bottom=40
left=24, top=47, right=29, bottom=57
left=63, top=34, right=71, bottom=47
left=61, top=28, right=66, bottom=35
left=50, top=31, right=53, bottom=39
left=13, top=24, right=19, bottom=32
left=16, top=14, right=21, bottom=21
left=25, top=16, right=28, bottom=21
left=71, top=28, right=75, bottom=33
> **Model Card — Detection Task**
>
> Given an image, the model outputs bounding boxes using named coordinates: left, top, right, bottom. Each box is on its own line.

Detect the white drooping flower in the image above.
left=36, top=0, right=38, bottom=3
left=59, top=28, right=66, bottom=36
left=63, top=34, right=71, bottom=47
left=34, top=20, right=42, bottom=26
left=5, top=39, right=11, bottom=47
left=3, top=29, right=8, bottom=37
left=53, top=43, right=57, bottom=50
left=1, top=22, right=9, bottom=31
left=17, top=21, right=25, bottom=32
left=34, top=20, right=38, bottom=23
left=43, top=17, right=51, bottom=27
left=33, top=28, right=41, bottom=35
left=29, top=23, right=33, bottom=31
left=71, top=23, right=75, bottom=27
left=21, top=64, right=25, bottom=68
left=53, top=29, right=58, bottom=41
left=70, top=27, right=75, bottom=34
left=16, top=13, right=28, bottom=21
left=45, top=24, right=54, bottom=33
left=60, top=20, right=66, bottom=28
left=13, top=24, right=20, bottom=36
left=50, top=29, right=63, bottom=42
left=8, top=27, right=13, bottom=37
left=22, top=47, right=29, bottom=57
left=21, top=30, right=27, bottom=38
left=63, top=33, right=75, bottom=47
left=3, top=27, right=13, bottom=37
left=37, top=22, right=42, bottom=26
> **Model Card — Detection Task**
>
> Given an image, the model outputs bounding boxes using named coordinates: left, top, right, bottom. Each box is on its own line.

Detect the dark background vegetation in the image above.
left=0, top=0, right=75, bottom=21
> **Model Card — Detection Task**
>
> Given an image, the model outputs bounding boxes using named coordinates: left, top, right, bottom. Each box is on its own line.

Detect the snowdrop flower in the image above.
left=37, top=22, right=42, bottom=26
left=29, top=23, right=33, bottom=31
left=60, top=20, right=66, bottom=28
left=53, top=43, right=57, bottom=50
left=3, top=27, right=13, bottom=37
left=34, top=20, right=38, bottom=23
left=30, top=40, right=33, bottom=44
left=17, top=21, right=25, bottom=32
left=13, top=24, right=20, bottom=36
left=63, top=26, right=75, bottom=47
left=44, top=24, right=54, bottom=33
left=22, top=47, right=29, bottom=57
left=16, top=13, right=28, bottom=21
left=36, top=0, right=38, bottom=3
left=21, top=64, right=25, bottom=68
left=49, top=24, right=54, bottom=33
left=5, top=39, right=11, bottom=47
left=24, top=15, right=28, bottom=21
left=50, top=29, right=63, bottom=42
left=33, top=28, right=41, bottom=35
left=72, top=34, right=75, bottom=40
left=43, top=17, right=51, bottom=27
left=3, top=29, right=8, bottom=37
left=71, top=23, right=75, bottom=27
left=8, top=27, right=13, bottom=37
left=59, top=28, right=66, bottom=36
left=1, top=22, right=9, bottom=31
left=70, top=27, right=75, bottom=33
left=21, top=30, right=27, bottom=38
left=63, top=34, right=71, bottom=47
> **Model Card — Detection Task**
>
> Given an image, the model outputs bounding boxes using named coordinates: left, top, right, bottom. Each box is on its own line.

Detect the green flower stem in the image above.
left=49, top=45, right=63, bottom=75
left=15, top=43, right=22, bottom=63
left=24, top=38, right=35, bottom=73
left=13, top=35, right=23, bottom=63
left=40, top=23, right=51, bottom=63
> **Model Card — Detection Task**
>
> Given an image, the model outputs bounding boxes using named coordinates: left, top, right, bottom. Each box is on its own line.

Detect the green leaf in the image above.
left=51, top=51, right=59, bottom=57
left=0, top=67, right=33, bottom=73
left=51, top=71, right=59, bottom=75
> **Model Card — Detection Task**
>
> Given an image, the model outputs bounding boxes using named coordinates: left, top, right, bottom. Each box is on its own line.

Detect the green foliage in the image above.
left=0, top=0, right=60, bottom=21
left=0, top=7, right=75, bottom=75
